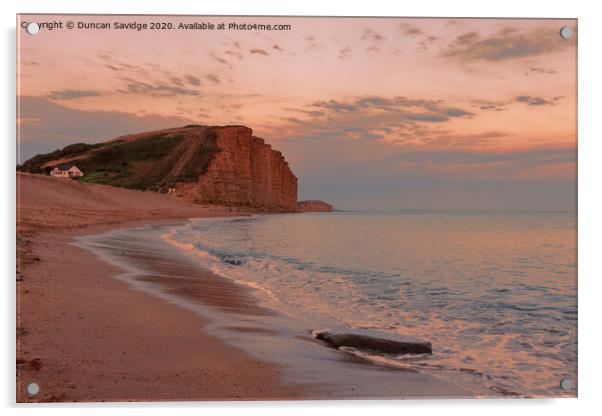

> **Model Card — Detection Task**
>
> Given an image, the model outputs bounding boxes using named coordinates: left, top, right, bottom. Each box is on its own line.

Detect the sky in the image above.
left=17, top=15, right=577, bottom=211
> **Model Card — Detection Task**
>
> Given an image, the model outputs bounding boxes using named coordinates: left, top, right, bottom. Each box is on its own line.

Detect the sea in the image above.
left=165, top=211, right=577, bottom=397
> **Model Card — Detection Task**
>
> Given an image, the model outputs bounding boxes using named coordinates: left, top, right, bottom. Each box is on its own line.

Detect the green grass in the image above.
left=77, top=170, right=109, bottom=184
left=76, top=134, right=186, bottom=189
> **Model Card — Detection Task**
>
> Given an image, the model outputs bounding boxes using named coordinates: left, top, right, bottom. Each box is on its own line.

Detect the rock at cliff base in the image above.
left=297, top=200, right=333, bottom=212
left=312, top=328, right=432, bottom=355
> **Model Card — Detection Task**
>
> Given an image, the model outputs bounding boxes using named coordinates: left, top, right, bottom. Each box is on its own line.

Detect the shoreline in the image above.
left=16, top=173, right=468, bottom=401
left=69, top=220, right=470, bottom=400
left=17, top=219, right=305, bottom=402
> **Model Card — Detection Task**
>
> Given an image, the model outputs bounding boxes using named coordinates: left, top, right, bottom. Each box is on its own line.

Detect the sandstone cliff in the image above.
left=171, top=126, right=298, bottom=212
left=19, top=125, right=298, bottom=212
left=297, top=200, right=334, bottom=212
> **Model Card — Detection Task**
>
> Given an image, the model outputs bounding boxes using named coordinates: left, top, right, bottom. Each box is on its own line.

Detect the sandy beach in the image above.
left=16, top=172, right=468, bottom=402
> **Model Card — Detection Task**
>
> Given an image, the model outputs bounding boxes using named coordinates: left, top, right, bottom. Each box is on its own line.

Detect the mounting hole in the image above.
left=25, top=22, right=40, bottom=35
left=559, top=378, right=573, bottom=390
left=559, top=26, right=573, bottom=40
left=26, top=382, right=39, bottom=396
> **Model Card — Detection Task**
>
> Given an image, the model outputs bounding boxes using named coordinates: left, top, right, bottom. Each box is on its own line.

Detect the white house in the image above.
left=50, top=164, right=84, bottom=178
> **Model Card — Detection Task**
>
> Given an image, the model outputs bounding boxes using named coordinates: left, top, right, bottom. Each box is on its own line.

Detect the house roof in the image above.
left=54, top=163, right=80, bottom=171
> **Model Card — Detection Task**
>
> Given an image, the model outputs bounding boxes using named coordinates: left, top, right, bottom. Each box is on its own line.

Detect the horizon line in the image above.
left=330, top=208, right=576, bottom=214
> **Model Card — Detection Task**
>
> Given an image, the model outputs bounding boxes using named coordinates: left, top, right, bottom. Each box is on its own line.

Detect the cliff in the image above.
left=171, top=126, right=298, bottom=211
left=297, top=200, right=333, bottom=212
left=19, top=125, right=298, bottom=212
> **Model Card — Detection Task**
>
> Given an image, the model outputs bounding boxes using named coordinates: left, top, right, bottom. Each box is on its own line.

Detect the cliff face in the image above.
left=297, top=200, right=334, bottom=212
left=20, top=125, right=299, bottom=212
left=173, top=126, right=298, bottom=211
